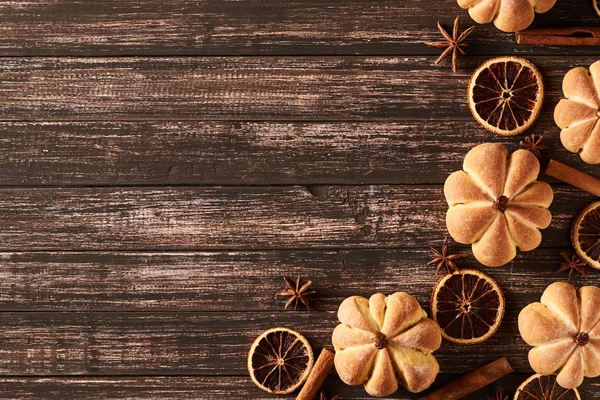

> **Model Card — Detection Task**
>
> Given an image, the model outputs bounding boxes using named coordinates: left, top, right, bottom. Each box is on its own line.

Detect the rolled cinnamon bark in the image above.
left=516, top=27, right=600, bottom=46
left=296, top=348, right=335, bottom=400
left=418, top=357, right=513, bottom=400
left=545, top=159, right=600, bottom=197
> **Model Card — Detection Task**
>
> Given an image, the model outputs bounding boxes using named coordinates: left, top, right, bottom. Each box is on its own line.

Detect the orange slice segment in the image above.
left=514, top=374, right=581, bottom=400
left=247, top=327, right=314, bottom=394
left=572, top=200, right=600, bottom=270
left=431, top=268, right=505, bottom=345
left=468, top=56, right=544, bottom=136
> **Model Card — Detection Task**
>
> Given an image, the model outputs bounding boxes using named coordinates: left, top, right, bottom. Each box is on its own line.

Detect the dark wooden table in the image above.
left=0, top=0, right=599, bottom=398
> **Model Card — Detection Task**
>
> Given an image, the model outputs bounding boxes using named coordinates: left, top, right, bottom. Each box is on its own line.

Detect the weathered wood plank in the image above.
left=0, top=0, right=596, bottom=56
left=1, top=375, right=598, bottom=399
left=0, top=121, right=594, bottom=186
left=0, top=249, right=593, bottom=312
left=0, top=56, right=588, bottom=121
left=0, top=311, right=556, bottom=375
left=0, top=186, right=590, bottom=250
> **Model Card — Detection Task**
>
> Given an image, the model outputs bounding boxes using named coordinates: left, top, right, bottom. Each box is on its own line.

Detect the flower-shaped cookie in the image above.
left=519, top=282, right=600, bottom=389
left=332, top=292, right=441, bottom=397
left=458, top=0, right=556, bottom=32
left=444, top=143, right=553, bottom=267
left=554, top=61, right=600, bottom=164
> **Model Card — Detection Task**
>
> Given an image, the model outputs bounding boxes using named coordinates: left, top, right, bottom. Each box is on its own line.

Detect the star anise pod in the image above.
left=520, top=134, right=547, bottom=159
left=558, top=251, right=588, bottom=281
left=425, top=16, right=475, bottom=73
left=275, top=276, right=315, bottom=310
left=316, top=393, right=338, bottom=400
left=428, top=234, right=467, bottom=275
left=488, top=387, right=509, bottom=400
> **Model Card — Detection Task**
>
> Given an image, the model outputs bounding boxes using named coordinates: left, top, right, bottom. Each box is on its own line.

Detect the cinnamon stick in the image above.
left=296, top=348, right=335, bottom=400
left=545, top=159, right=600, bottom=197
left=516, top=27, right=600, bottom=46
left=418, top=357, right=513, bottom=400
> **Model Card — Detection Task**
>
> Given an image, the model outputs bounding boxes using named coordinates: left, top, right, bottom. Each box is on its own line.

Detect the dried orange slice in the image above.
left=468, top=56, right=544, bottom=136
left=431, top=268, right=505, bottom=345
left=514, top=374, right=581, bottom=400
left=248, top=327, right=314, bottom=394
left=572, top=200, right=600, bottom=270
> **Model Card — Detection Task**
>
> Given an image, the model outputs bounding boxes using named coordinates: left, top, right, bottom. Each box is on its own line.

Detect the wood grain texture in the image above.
left=0, top=121, right=594, bottom=186
left=2, top=1, right=600, bottom=397
left=0, top=56, right=589, bottom=121
left=0, top=0, right=597, bottom=56
left=1, top=375, right=598, bottom=399
left=0, top=249, right=593, bottom=312
left=0, top=186, right=590, bottom=250
left=0, top=310, right=560, bottom=376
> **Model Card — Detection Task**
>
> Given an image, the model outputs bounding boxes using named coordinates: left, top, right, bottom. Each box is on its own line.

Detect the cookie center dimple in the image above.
left=494, top=196, right=509, bottom=213
left=576, top=332, right=590, bottom=346
left=374, top=332, right=388, bottom=350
